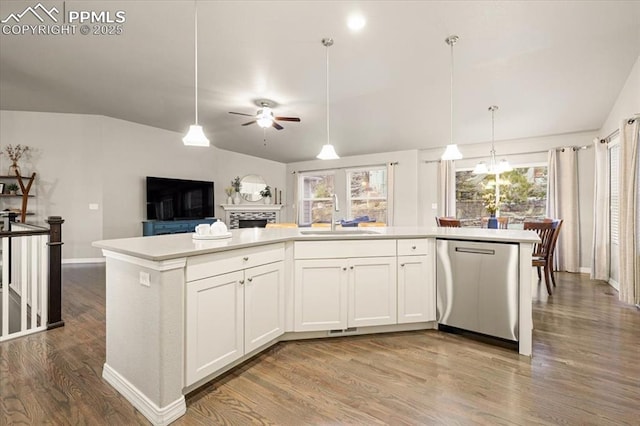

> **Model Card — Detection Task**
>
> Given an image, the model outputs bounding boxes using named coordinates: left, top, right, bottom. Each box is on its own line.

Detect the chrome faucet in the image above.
left=331, top=194, right=339, bottom=231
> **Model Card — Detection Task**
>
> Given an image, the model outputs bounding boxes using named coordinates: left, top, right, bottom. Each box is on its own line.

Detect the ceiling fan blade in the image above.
left=241, top=121, right=256, bottom=126
left=229, top=112, right=255, bottom=117
left=272, top=121, right=284, bottom=130
left=274, top=116, right=301, bottom=122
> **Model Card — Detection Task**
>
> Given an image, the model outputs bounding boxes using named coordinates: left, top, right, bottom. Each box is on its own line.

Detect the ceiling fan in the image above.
left=229, top=100, right=301, bottom=130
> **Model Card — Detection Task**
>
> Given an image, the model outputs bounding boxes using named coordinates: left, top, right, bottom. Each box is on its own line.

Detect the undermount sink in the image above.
left=299, top=229, right=381, bottom=235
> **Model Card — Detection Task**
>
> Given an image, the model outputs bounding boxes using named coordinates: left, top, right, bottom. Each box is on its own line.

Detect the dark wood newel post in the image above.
left=46, top=216, right=65, bottom=329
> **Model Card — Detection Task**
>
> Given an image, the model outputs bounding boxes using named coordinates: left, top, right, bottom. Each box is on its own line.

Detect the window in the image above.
left=455, top=165, right=548, bottom=226
left=298, top=171, right=335, bottom=224
left=347, top=167, right=387, bottom=223
left=610, top=143, right=619, bottom=245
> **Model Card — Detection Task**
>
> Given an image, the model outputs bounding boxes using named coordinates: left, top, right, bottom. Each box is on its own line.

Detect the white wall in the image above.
left=285, top=150, right=420, bottom=226
left=599, top=55, right=640, bottom=138
left=0, top=110, right=286, bottom=261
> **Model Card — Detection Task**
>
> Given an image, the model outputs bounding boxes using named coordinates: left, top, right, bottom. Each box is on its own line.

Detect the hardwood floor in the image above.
left=1, top=265, right=638, bottom=425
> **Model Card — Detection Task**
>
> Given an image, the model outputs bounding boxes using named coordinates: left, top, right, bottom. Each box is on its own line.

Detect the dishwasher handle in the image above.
left=455, top=247, right=496, bottom=255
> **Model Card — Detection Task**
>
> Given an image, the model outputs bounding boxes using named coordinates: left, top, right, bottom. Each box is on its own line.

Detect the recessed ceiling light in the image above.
left=347, top=14, right=366, bottom=31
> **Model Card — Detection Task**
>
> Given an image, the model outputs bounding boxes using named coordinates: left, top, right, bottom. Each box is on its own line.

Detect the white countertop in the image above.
left=93, top=226, right=540, bottom=262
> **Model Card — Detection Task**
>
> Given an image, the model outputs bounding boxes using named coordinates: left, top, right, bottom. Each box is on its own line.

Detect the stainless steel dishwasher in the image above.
left=436, top=239, right=519, bottom=341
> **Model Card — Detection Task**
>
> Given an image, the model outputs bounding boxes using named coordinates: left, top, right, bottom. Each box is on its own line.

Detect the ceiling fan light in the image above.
left=317, top=144, right=340, bottom=160
left=256, top=107, right=274, bottom=128
left=441, top=144, right=463, bottom=161
left=473, top=161, right=489, bottom=175
left=182, top=124, right=210, bottom=147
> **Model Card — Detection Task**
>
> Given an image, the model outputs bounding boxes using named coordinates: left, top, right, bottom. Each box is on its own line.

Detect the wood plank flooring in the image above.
left=1, top=265, right=638, bottom=425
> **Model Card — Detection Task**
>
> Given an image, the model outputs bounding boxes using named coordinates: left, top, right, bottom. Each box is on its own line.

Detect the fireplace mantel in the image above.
left=220, top=204, right=284, bottom=229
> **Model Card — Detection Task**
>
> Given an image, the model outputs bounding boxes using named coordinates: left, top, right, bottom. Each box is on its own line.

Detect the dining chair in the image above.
left=523, top=221, right=555, bottom=295
left=548, top=219, right=564, bottom=288
left=481, top=216, right=509, bottom=229
left=357, top=222, right=386, bottom=227
left=497, top=217, right=509, bottom=229
left=265, top=223, right=298, bottom=229
left=311, top=223, right=330, bottom=228
left=437, top=217, right=461, bottom=228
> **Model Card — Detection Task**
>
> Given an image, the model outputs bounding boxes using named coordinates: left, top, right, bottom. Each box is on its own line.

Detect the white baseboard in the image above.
left=102, top=363, right=186, bottom=426
left=608, top=278, right=620, bottom=291
left=62, top=258, right=105, bottom=264
left=579, top=267, right=591, bottom=274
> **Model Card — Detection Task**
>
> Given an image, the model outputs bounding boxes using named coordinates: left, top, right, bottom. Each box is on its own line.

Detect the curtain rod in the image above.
left=291, top=162, right=398, bottom=174
left=600, top=115, right=638, bottom=143
left=423, top=145, right=590, bottom=163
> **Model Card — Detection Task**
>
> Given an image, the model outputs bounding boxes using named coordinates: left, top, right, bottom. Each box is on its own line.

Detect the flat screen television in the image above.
left=146, top=176, right=214, bottom=221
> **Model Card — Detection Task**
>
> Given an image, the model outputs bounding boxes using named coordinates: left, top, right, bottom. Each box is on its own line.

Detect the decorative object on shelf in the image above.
left=0, top=183, right=4, bottom=194
left=260, top=186, right=272, bottom=204
left=472, top=106, right=512, bottom=175
left=224, top=186, right=234, bottom=205
left=239, top=174, right=267, bottom=202
left=182, top=0, right=210, bottom=147
left=7, top=183, right=19, bottom=195
left=441, top=35, right=463, bottom=161
left=231, top=176, right=241, bottom=204
left=317, top=38, right=340, bottom=160
left=2, top=144, right=30, bottom=176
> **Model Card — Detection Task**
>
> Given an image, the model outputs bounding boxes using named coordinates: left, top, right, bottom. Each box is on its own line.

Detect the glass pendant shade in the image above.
left=317, top=38, right=339, bottom=160
left=441, top=144, right=463, bottom=161
left=183, top=2, right=210, bottom=147
left=316, top=143, right=340, bottom=160
left=182, top=125, right=209, bottom=146
left=472, top=161, right=489, bottom=175
left=499, top=159, right=513, bottom=172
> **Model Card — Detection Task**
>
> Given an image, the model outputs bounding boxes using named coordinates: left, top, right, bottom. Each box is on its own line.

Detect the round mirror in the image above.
left=240, top=174, right=266, bottom=202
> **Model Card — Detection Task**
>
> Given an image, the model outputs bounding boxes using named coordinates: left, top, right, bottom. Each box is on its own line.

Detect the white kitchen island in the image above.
left=93, top=226, right=539, bottom=426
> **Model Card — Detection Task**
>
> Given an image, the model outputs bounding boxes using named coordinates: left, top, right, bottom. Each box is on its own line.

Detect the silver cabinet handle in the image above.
left=239, top=279, right=245, bottom=285
left=243, top=256, right=249, bottom=261
left=411, top=245, right=416, bottom=250
left=247, top=277, right=253, bottom=282
left=400, top=263, right=405, bottom=267
left=350, top=266, right=354, bottom=270
left=342, top=267, right=347, bottom=271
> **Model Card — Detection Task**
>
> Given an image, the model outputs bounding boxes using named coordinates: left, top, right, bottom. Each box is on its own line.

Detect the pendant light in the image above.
left=473, top=105, right=512, bottom=174
left=441, top=35, right=463, bottom=161
left=182, top=1, right=210, bottom=147
left=317, top=37, right=339, bottom=160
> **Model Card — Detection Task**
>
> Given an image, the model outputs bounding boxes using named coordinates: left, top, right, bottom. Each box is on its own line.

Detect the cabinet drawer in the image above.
left=294, top=240, right=396, bottom=259
left=397, top=239, right=429, bottom=256
left=186, top=243, right=285, bottom=282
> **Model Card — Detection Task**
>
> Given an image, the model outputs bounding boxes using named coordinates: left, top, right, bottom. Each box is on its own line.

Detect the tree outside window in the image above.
left=347, top=168, right=387, bottom=224
left=456, top=166, right=547, bottom=226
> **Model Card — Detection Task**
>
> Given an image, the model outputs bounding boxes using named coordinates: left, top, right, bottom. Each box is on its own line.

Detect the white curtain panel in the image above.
left=438, top=160, right=456, bottom=217
left=387, top=162, right=396, bottom=226
left=547, top=148, right=581, bottom=272
left=591, top=137, right=610, bottom=280
left=618, top=118, right=639, bottom=305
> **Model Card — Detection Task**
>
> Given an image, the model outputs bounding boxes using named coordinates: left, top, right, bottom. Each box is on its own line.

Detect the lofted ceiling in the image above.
left=1, top=1, right=639, bottom=163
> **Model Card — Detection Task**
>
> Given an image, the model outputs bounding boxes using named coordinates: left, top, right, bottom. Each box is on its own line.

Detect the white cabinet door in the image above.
left=397, top=255, right=435, bottom=323
left=186, top=271, right=244, bottom=386
left=244, top=261, right=285, bottom=353
left=348, top=257, right=397, bottom=327
left=294, top=259, right=348, bottom=331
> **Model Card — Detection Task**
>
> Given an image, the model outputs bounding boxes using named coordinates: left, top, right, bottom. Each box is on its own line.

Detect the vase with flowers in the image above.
left=482, top=191, right=499, bottom=229
left=260, top=185, right=272, bottom=204
left=2, top=144, right=30, bottom=176
left=224, top=187, right=234, bottom=205
left=231, top=176, right=241, bottom=204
